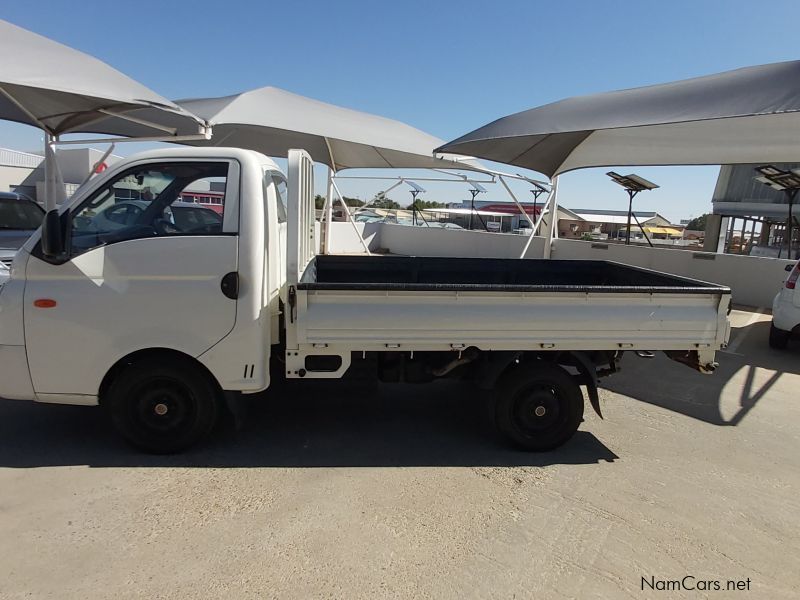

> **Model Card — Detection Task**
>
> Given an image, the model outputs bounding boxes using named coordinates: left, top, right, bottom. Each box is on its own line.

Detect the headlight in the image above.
left=0, top=261, right=10, bottom=287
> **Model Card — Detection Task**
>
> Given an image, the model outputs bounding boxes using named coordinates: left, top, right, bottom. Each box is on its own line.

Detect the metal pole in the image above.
left=739, top=217, right=748, bottom=255
left=330, top=178, right=371, bottom=255
left=499, top=175, right=539, bottom=236
left=469, top=190, right=476, bottom=230
left=543, top=176, right=559, bottom=259
left=323, top=167, right=334, bottom=255
left=625, top=190, right=635, bottom=245
left=789, top=190, right=797, bottom=260
left=630, top=212, right=654, bottom=248
left=726, top=217, right=736, bottom=254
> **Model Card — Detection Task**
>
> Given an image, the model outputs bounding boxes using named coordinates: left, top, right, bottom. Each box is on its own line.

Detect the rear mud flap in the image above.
left=571, top=351, right=603, bottom=419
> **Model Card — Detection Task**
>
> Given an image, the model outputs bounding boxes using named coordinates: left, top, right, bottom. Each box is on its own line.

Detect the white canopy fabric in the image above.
left=436, top=61, right=800, bottom=177
left=74, top=86, right=484, bottom=172
left=0, top=19, right=204, bottom=215
left=0, top=19, right=199, bottom=136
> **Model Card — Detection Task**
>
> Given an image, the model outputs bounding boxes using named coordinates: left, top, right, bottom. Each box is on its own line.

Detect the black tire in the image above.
left=106, top=356, right=220, bottom=454
left=494, top=363, right=584, bottom=452
left=769, top=323, right=791, bottom=350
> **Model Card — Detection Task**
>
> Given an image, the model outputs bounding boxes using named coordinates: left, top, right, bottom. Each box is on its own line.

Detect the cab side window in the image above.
left=70, top=162, right=229, bottom=257
left=271, top=174, right=288, bottom=224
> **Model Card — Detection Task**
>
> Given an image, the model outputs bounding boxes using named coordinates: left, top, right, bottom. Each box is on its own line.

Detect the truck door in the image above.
left=23, top=159, right=240, bottom=399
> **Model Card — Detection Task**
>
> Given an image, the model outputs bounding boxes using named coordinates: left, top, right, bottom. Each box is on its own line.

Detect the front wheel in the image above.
left=769, top=322, right=791, bottom=350
left=494, top=363, right=584, bottom=451
left=106, top=356, right=220, bottom=454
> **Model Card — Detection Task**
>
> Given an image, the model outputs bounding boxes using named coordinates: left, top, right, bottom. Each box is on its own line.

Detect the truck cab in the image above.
left=0, top=148, right=288, bottom=448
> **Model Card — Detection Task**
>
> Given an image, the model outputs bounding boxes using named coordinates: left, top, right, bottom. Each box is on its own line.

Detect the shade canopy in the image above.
left=0, top=19, right=199, bottom=135
left=74, top=86, right=482, bottom=172
left=437, top=60, right=800, bottom=177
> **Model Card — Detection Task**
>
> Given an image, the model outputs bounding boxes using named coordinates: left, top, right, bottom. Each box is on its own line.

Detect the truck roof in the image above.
left=122, top=146, right=281, bottom=172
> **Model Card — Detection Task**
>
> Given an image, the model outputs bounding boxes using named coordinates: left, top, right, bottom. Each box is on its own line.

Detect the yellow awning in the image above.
left=645, top=226, right=683, bottom=236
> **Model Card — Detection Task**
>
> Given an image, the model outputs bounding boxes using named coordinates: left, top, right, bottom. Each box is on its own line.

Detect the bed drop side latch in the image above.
left=288, top=285, right=297, bottom=323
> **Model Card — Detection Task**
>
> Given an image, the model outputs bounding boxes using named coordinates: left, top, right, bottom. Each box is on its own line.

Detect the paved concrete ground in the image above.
left=1, top=308, right=798, bottom=599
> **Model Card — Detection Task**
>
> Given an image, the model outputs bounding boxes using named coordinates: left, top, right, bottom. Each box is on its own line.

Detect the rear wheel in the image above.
left=107, top=356, right=219, bottom=454
left=494, top=363, right=584, bottom=451
left=769, top=322, right=791, bottom=350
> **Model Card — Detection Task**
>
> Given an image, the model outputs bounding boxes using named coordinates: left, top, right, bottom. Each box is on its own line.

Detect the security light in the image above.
left=405, top=180, right=426, bottom=194
left=606, top=172, right=659, bottom=246
left=607, top=171, right=659, bottom=192
left=405, top=180, right=427, bottom=226
left=466, top=182, right=487, bottom=230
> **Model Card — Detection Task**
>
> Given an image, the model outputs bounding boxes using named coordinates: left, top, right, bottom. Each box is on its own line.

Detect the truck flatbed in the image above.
left=293, top=255, right=731, bottom=356
left=300, top=255, right=729, bottom=294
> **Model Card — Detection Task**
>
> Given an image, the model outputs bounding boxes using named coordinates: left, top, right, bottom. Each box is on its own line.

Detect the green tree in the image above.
left=685, top=214, right=710, bottom=231
left=372, top=198, right=401, bottom=209
left=407, top=199, right=445, bottom=210
left=343, top=196, right=364, bottom=207
left=314, top=194, right=326, bottom=210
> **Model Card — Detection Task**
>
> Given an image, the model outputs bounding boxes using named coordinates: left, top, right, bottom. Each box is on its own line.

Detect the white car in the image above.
left=770, top=260, right=800, bottom=349
left=86, top=200, right=222, bottom=234
left=0, top=191, right=45, bottom=285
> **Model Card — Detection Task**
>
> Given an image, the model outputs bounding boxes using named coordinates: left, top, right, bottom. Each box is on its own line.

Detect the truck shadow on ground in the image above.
left=601, top=319, right=800, bottom=426
left=0, top=380, right=618, bottom=469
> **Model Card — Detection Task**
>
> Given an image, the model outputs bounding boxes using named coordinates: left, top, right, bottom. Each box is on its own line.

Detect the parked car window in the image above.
left=0, top=196, right=44, bottom=230
left=69, top=162, right=229, bottom=257
left=171, top=206, right=223, bottom=232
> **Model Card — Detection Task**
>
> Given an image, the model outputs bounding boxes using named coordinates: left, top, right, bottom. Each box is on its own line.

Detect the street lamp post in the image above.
left=606, top=172, right=659, bottom=246
left=530, top=182, right=548, bottom=233
left=467, top=182, right=487, bottom=230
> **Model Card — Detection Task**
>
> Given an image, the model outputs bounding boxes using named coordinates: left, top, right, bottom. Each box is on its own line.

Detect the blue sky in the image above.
left=2, top=0, right=798, bottom=221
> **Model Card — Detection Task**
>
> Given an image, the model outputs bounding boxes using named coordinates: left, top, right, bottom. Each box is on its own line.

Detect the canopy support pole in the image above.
left=94, top=108, right=179, bottom=134
left=543, top=176, right=559, bottom=259
left=76, top=142, right=116, bottom=190
left=323, top=167, right=335, bottom=255
left=787, top=189, right=798, bottom=260
left=54, top=133, right=211, bottom=145
left=499, top=175, right=538, bottom=259
left=0, top=84, right=51, bottom=131
left=330, top=178, right=371, bottom=255
left=43, top=133, right=58, bottom=213
left=348, top=179, right=405, bottom=212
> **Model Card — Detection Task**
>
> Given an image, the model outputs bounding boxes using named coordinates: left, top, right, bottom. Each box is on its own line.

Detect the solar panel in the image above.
left=405, top=180, right=426, bottom=193
left=606, top=171, right=659, bottom=191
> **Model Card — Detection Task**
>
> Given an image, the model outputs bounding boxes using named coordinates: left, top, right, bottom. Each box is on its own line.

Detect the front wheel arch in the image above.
left=98, top=347, right=223, bottom=406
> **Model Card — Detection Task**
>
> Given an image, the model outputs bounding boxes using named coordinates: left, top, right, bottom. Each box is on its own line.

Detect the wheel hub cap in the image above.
left=534, top=405, right=547, bottom=417
left=154, top=402, right=169, bottom=416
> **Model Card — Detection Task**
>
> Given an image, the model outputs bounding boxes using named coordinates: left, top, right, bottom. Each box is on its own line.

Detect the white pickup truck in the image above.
left=0, top=147, right=731, bottom=453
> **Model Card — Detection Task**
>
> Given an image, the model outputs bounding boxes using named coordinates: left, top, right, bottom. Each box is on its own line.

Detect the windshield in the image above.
left=0, top=198, right=44, bottom=230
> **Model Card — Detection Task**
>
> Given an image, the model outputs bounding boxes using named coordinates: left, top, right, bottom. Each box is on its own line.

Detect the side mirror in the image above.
left=41, top=209, right=65, bottom=258
left=786, top=264, right=794, bottom=272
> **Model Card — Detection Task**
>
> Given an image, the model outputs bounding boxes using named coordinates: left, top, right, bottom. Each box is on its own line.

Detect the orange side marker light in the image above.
left=33, top=299, right=57, bottom=308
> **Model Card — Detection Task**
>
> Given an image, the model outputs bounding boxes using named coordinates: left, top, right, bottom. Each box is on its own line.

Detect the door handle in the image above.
left=221, top=272, right=239, bottom=299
